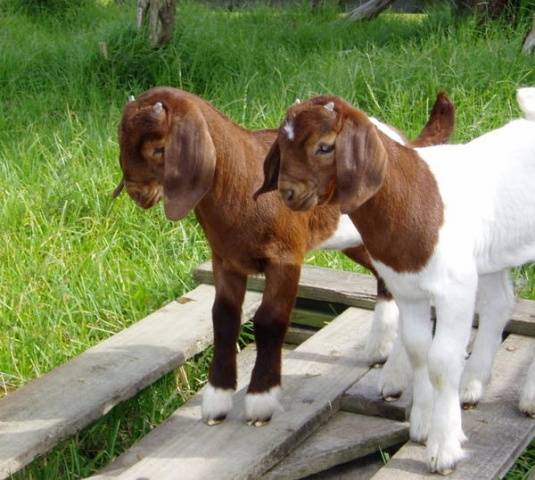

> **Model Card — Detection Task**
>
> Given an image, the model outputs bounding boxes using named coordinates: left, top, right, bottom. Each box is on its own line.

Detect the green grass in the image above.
left=1, top=0, right=534, bottom=478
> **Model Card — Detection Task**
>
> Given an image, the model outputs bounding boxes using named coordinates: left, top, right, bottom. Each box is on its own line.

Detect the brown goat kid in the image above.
left=114, top=87, right=454, bottom=425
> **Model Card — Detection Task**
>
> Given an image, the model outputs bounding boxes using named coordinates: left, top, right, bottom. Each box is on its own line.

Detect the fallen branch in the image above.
left=345, top=0, right=395, bottom=21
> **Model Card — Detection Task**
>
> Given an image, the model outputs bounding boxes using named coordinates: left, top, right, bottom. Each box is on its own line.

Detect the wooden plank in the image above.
left=0, top=285, right=263, bottom=480
left=194, top=261, right=377, bottom=310
left=341, top=367, right=411, bottom=422
left=370, top=334, right=535, bottom=480
left=87, top=307, right=374, bottom=480
left=285, top=326, right=317, bottom=345
left=262, top=411, right=408, bottom=480
left=194, top=262, right=535, bottom=337
left=291, top=308, right=334, bottom=330
left=90, top=345, right=261, bottom=480
left=304, top=453, right=387, bottom=480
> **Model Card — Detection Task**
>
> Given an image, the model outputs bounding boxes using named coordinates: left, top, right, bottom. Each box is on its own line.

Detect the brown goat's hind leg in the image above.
left=202, top=255, right=247, bottom=425
left=343, top=246, right=398, bottom=367
left=246, top=261, right=301, bottom=426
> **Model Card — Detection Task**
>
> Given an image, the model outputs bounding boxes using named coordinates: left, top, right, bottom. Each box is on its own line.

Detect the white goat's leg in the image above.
left=366, top=297, right=399, bottom=366
left=399, top=299, right=433, bottom=444
left=380, top=334, right=412, bottom=400
left=461, top=270, right=515, bottom=408
left=519, top=354, right=535, bottom=417
left=426, top=284, right=476, bottom=474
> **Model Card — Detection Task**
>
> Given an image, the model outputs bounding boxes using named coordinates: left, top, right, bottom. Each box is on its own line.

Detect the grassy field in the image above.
left=1, top=0, right=534, bottom=478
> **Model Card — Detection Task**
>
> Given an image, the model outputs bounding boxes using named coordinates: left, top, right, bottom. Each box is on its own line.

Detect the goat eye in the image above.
left=316, top=143, right=334, bottom=155
left=154, top=147, right=164, bottom=156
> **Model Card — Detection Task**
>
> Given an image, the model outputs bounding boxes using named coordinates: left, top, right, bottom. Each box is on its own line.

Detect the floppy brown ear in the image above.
left=335, top=119, right=387, bottom=213
left=163, top=105, right=216, bottom=221
left=253, top=140, right=280, bottom=200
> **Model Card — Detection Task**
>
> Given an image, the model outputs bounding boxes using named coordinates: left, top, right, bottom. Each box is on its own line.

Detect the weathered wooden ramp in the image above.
left=0, top=285, right=262, bottom=479
left=88, top=307, right=374, bottom=480
left=1, top=262, right=534, bottom=480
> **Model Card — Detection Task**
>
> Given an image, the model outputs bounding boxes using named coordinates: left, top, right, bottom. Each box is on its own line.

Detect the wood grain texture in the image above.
left=194, top=261, right=377, bottom=310
left=87, top=308, right=374, bottom=480
left=0, top=285, right=263, bottom=480
left=194, top=262, right=535, bottom=337
left=263, top=412, right=408, bottom=480
left=370, top=334, right=535, bottom=480
left=304, top=453, right=387, bottom=480
left=341, top=367, right=411, bottom=422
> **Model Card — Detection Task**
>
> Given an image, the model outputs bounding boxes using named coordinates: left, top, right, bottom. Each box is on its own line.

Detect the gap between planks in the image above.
left=88, top=307, right=375, bottom=480
left=0, top=284, right=263, bottom=480
left=194, top=262, right=535, bottom=337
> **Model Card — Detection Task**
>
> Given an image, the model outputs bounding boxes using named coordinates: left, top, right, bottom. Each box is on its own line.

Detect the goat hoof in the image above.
left=519, top=391, right=535, bottom=418
left=202, top=384, right=233, bottom=424
left=384, top=394, right=401, bottom=403
left=206, top=415, right=226, bottom=426
left=462, top=401, right=478, bottom=410
left=245, top=386, right=282, bottom=425
left=246, top=417, right=271, bottom=427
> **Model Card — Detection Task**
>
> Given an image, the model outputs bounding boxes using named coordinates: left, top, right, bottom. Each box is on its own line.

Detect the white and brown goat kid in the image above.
left=114, top=87, right=453, bottom=426
left=257, top=89, right=535, bottom=473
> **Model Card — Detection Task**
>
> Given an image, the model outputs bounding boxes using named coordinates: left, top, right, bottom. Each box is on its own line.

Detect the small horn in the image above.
left=294, top=98, right=301, bottom=104
left=128, top=95, right=135, bottom=102
left=153, top=102, right=163, bottom=114
left=324, top=102, right=335, bottom=112
left=112, top=178, right=125, bottom=199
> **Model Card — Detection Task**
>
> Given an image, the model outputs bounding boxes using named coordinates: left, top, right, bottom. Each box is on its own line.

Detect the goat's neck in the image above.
left=349, top=136, right=444, bottom=273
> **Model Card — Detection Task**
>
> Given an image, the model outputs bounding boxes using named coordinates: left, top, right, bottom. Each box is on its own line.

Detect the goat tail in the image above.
left=517, top=87, right=535, bottom=121
left=409, top=91, right=455, bottom=148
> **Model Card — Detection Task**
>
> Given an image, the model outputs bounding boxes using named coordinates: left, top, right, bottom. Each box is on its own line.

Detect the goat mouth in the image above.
left=317, top=178, right=336, bottom=206
left=289, top=191, right=318, bottom=211
left=137, top=189, right=162, bottom=209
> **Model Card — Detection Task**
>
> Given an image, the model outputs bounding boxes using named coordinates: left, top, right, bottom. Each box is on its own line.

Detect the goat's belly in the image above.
left=316, top=214, right=363, bottom=250
left=371, top=260, right=429, bottom=301
left=476, top=243, right=535, bottom=274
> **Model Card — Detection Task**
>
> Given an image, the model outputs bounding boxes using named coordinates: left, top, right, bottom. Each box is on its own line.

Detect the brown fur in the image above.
left=116, top=87, right=452, bottom=421
left=349, top=133, right=444, bottom=272
left=263, top=95, right=445, bottom=273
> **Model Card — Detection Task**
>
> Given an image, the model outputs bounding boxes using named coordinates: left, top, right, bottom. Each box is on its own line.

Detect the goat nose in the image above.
left=281, top=188, right=295, bottom=202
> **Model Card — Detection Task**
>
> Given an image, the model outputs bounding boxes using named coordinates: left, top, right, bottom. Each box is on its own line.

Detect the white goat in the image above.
left=266, top=87, right=535, bottom=474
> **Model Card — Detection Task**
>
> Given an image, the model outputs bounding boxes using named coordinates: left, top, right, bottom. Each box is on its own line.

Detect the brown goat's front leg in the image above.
left=202, top=256, right=247, bottom=425
left=343, top=246, right=399, bottom=367
left=245, top=261, right=301, bottom=426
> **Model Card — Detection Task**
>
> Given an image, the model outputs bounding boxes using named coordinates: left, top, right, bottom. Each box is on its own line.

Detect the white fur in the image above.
left=461, top=270, right=515, bottom=406
left=365, top=298, right=399, bottom=365
left=380, top=333, right=412, bottom=399
left=317, top=214, right=362, bottom=250
left=283, top=121, right=295, bottom=141
left=520, top=354, right=535, bottom=417
left=245, top=386, right=282, bottom=424
left=518, top=87, right=535, bottom=121
left=202, top=383, right=234, bottom=424
left=369, top=89, right=535, bottom=473
left=370, top=117, right=405, bottom=144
